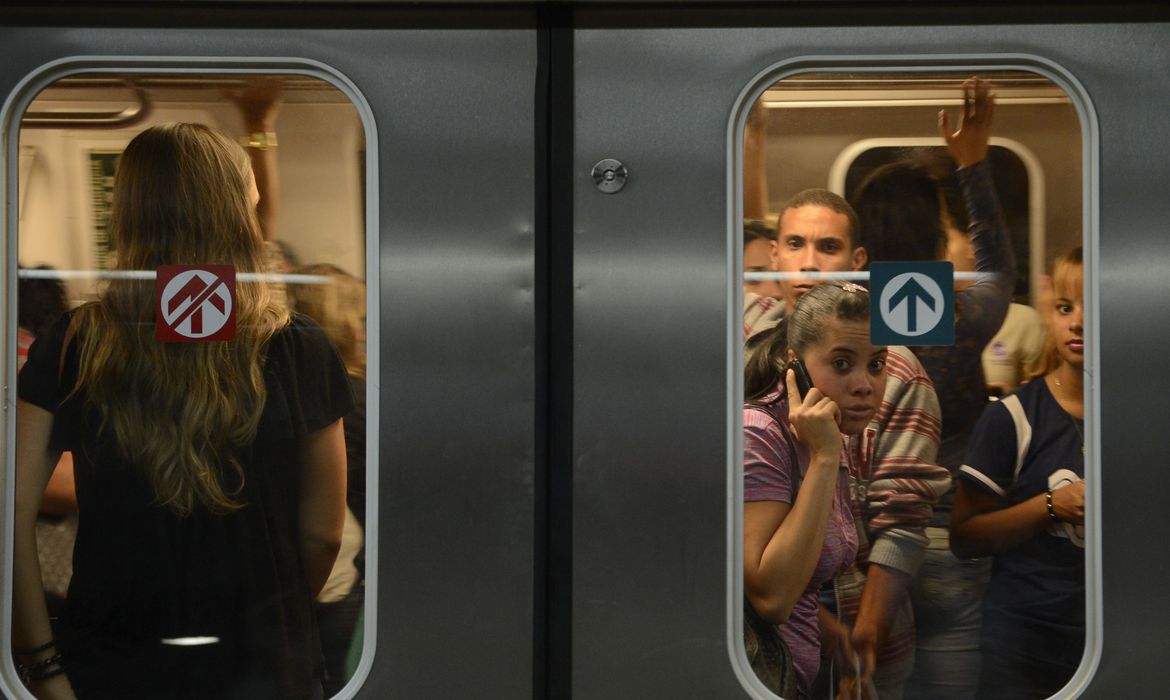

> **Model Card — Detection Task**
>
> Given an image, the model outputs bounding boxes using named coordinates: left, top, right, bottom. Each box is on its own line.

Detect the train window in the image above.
left=8, top=69, right=374, bottom=699
left=738, top=68, right=1095, bottom=699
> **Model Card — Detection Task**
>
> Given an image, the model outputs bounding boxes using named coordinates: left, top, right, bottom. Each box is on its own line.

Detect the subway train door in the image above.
left=569, top=7, right=1170, bottom=700
left=1, top=10, right=540, bottom=699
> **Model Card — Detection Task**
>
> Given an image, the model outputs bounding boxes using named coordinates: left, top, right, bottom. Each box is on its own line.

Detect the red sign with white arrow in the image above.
left=156, top=265, right=236, bottom=342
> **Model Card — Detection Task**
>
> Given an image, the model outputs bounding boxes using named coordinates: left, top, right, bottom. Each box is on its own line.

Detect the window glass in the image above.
left=740, top=69, right=1090, bottom=699
left=12, top=72, right=370, bottom=699
left=843, top=145, right=1033, bottom=305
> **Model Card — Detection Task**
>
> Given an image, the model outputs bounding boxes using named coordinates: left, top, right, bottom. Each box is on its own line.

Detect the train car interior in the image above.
left=15, top=71, right=373, bottom=696
left=19, top=73, right=366, bottom=303
left=738, top=68, right=1091, bottom=700
left=748, top=70, right=1082, bottom=297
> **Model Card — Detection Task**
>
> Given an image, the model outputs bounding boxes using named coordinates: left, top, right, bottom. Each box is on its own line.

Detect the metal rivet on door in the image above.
left=591, top=159, right=628, bottom=194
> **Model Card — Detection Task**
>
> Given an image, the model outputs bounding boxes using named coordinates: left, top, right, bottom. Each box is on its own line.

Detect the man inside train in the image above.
left=744, top=191, right=947, bottom=699
left=742, top=219, right=785, bottom=301
left=770, top=190, right=867, bottom=312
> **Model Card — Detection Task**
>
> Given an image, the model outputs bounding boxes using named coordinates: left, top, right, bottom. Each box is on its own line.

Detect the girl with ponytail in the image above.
left=743, top=281, right=888, bottom=697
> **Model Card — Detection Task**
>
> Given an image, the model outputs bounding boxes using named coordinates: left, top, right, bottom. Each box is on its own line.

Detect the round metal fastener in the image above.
left=591, top=159, right=628, bottom=194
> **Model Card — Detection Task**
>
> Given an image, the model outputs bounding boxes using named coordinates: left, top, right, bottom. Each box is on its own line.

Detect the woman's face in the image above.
left=798, top=318, right=888, bottom=435
left=1051, top=273, right=1085, bottom=370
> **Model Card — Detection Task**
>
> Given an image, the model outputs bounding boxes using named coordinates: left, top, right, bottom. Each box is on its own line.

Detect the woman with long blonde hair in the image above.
left=14, top=123, right=351, bottom=700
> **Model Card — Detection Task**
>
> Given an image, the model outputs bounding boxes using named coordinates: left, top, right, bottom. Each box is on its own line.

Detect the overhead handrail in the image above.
left=21, top=78, right=152, bottom=129
left=16, top=269, right=332, bottom=284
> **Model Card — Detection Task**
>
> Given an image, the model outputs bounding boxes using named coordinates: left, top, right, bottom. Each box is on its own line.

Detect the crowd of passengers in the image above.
left=8, top=74, right=1086, bottom=700
left=742, top=77, right=1086, bottom=700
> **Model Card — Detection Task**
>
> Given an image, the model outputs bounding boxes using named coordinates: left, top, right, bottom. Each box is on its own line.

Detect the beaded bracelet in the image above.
left=22, top=652, right=63, bottom=673
left=13, top=639, right=55, bottom=656
left=17, top=652, right=64, bottom=685
left=28, top=662, right=67, bottom=684
left=1046, top=489, right=1059, bottom=521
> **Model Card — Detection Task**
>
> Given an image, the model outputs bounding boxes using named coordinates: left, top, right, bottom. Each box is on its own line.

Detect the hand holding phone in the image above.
left=785, top=356, right=842, bottom=456
left=788, top=358, right=814, bottom=400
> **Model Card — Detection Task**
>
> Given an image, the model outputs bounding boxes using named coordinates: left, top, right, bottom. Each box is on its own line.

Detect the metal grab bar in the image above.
left=21, top=78, right=152, bottom=129
left=17, top=269, right=332, bottom=285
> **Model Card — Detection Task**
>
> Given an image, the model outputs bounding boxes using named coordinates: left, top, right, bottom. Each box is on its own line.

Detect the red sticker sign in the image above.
left=156, top=265, right=236, bottom=342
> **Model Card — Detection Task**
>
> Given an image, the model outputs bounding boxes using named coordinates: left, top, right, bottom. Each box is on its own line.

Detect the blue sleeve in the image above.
left=955, top=160, right=1016, bottom=347
left=957, top=398, right=1019, bottom=498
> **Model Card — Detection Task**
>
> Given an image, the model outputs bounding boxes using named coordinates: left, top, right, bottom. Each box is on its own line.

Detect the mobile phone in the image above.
left=789, top=358, right=813, bottom=400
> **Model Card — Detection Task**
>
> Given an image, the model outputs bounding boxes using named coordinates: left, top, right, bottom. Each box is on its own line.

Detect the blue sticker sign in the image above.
left=869, top=262, right=954, bottom=346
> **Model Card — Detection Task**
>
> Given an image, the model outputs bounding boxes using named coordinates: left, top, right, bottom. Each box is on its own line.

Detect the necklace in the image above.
left=1051, top=375, right=1085, bottom=456
left=1069, top=413, right=1085, bottom=457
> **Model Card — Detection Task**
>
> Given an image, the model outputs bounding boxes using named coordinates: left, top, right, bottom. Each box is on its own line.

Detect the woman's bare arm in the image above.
left=224, top=77, right=282, bottom=242
left=951, top=478, right=1083, bottom=559
left=297, top=418, right=347, bottom=598
left=744, top=370, right=846, bottom=623
left=14, top=400, right=77, bottom=699
left=744, top=449, right=841, bottom=624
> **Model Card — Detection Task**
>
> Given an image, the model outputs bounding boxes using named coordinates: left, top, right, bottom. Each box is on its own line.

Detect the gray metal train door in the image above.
left=1, top=13, right=539, bottom=699
left=571, top=9, right=1170, bottom=699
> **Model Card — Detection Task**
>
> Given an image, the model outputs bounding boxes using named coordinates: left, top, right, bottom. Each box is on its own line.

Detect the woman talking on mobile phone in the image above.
left=743, top=281, right=888, bottom=698
left=13, top=123, right=352, bottom=700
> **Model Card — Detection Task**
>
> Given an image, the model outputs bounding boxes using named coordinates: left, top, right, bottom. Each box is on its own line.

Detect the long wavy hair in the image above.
left=66, top=123, right=290, bottom=516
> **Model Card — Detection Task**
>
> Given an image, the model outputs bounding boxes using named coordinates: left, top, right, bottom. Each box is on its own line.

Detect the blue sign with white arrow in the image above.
left=869, top=261, right=955, bottom=346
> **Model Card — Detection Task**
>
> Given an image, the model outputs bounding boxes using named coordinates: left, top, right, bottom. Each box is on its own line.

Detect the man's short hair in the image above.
left=777, top=189, right=860, bottom=249
left=743, top=219, right=777, bottom=249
